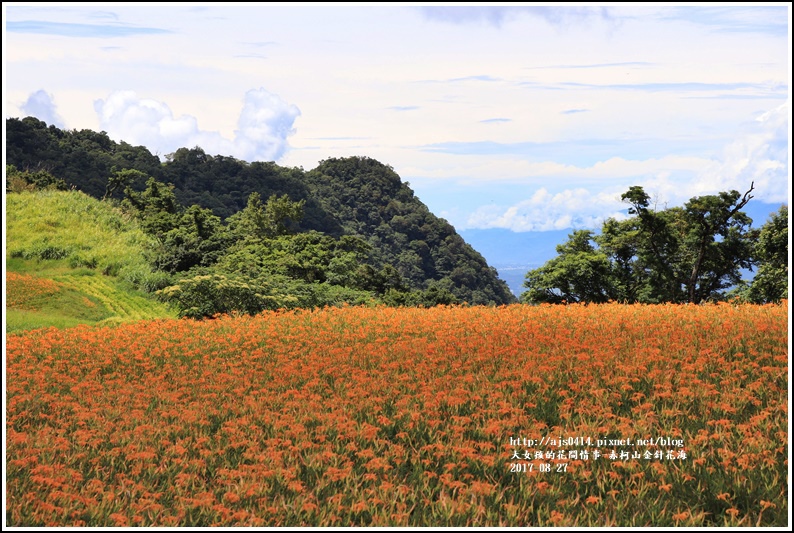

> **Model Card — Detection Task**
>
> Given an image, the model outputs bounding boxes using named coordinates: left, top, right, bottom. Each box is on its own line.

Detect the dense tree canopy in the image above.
left=521, top=230, right=615, bottom=304
left=521, top=184, right=785, bottom=305
left=743, top=205, right=789, bottom=304
left=6, top=165, right=68, bottom=192
left=304, top=157, right=515, bottom=304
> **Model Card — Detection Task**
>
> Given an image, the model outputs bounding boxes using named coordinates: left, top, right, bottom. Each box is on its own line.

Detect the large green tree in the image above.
left=154, top=205, right=230, bottom=273
left=522, top=184, right=759, bottom=304
left=746, top=205, right=789, bottom=303
left=226, top=192, right=305, bottom=242
left=520, top=230, right=616, bottom=304
left=121, top=176, right=181, bottom=237
left=120, top=177, right=230, bottom=273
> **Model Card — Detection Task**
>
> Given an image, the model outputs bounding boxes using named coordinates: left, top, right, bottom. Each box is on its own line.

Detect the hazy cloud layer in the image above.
left=417, top=6, right=610, bottom=28
left=93, top=89, right=300, bottom=161
left=464, top=103, right=789, bottom=232
left=515, top=80, right=788, bottom=97
left=418, top=139, right=723, bottom=166
left=659, top=6, right=789, bottom=36
left=7, top=20, right=171, bottom=37
left=525, top=62, right=654, bottom=70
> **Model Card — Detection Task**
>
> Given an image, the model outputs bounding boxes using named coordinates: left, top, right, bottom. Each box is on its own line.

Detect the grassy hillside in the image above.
left=6, top=190, right=176, bottom=332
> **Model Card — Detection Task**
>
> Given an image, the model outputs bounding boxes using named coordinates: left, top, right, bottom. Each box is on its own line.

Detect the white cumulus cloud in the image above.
left=467, top=187, right=628, bottom=232
left=93, top=88, right=300, bottom=161
left=20, top=89, right=65, bottom=128
left=233, top=89, right=302, bottom=162
left=695, top=101, right=789, bottom=204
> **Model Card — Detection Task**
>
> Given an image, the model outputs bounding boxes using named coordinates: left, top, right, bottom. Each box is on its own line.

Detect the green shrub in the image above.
left=157, top=273, right=297, bottom=319
left=118, top=265, right=173, bottom=293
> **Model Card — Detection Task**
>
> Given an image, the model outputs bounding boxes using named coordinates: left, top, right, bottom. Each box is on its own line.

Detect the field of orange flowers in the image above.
left=5, top=303, right=789, bottom=526
left=5, top=272, right=62, bottom=309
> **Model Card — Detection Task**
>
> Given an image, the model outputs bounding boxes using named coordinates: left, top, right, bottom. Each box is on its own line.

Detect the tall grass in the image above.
left=6, top=190, right=163, bottom=288
left=5, top=191, right=176, bottom=330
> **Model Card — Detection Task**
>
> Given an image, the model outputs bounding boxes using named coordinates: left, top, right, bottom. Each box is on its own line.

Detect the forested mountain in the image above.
left=6, top=116, right=515, bottom=307
left=304, top=157, right=515, bottom=304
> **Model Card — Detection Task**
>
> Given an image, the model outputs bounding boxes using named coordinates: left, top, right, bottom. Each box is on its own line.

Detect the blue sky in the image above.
left=3, top=3, right=791, bottom=239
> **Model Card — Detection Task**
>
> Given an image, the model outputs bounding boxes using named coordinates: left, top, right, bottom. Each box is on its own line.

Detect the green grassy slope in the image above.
left=5, top=190, right=177, bottom=332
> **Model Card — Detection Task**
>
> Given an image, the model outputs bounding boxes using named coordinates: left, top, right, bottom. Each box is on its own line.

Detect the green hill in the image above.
left=5, top=190, right=176, bottom=332
left=6, top=117, right=516, bottom=305
left=305, top=157, right=515, bottom=304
